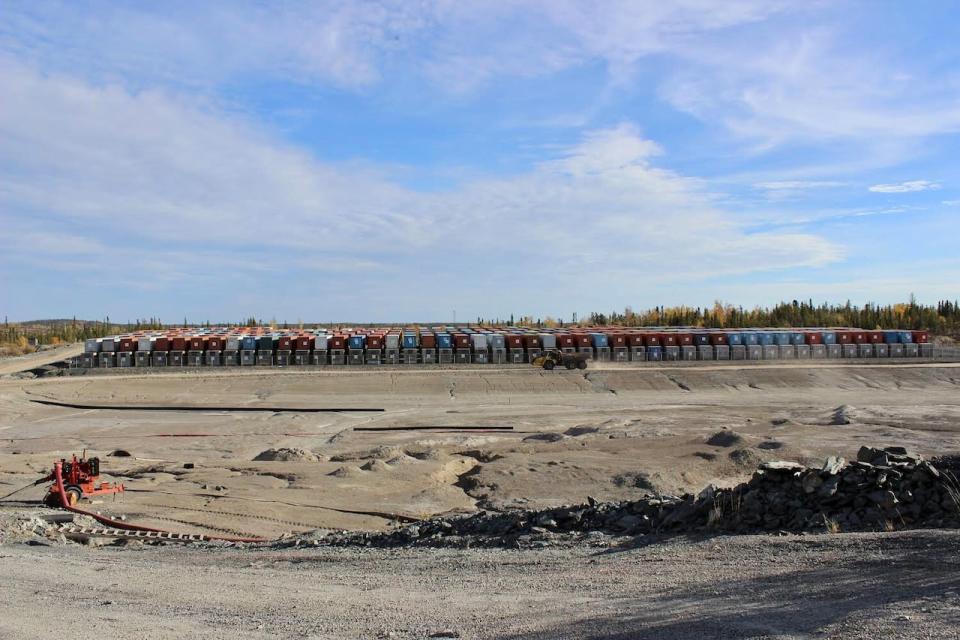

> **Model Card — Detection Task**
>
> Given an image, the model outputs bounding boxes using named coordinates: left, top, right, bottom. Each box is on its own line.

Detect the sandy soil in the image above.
left=0, top=342, right=82, bottom=376
left=2, top=363, right=959, bottom=537
left=1, top=530, right=959, bottom=639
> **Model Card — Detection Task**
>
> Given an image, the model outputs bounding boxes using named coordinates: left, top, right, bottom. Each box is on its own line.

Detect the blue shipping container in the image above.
left=241, top=336, right=257, bottom=350
left=348, top=335, right=366, bottom=350
left=883, top=330, right=901, bottom=344
left=757, top=333, right=775, bottom=346
left=774, top=332, right=791, bottom=346
left=402, top=334, right=418, bottom=349
left=591, top=333, right=609, bottom=348
left=437, top=334, right=453, bottom=349
left=821, top=331, right=837, bottom=345
left=898, top=331, right=914, bottom=344
left=740, top=332, right=759, bottom=346
left=790, top=332, right=805, bottom=346
left=726, top=333, right=743, bottom=346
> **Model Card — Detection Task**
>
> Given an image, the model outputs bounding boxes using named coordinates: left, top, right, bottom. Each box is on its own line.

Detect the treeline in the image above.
left=0, top=317, right=165, bottom=351
left=583, top=299, right=960, bottom=335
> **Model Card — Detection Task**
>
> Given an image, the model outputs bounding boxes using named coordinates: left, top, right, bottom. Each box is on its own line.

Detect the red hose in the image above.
left=52, top=462, right=269, bottom=544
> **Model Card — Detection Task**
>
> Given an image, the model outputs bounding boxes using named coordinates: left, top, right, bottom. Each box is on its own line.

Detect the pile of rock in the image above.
left=312, top=446, right=959, bottom=548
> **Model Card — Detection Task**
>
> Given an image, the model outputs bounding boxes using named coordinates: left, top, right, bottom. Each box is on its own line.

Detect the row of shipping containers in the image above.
left=77, top=326, right=932, bottom=368
left=83, top=326, right=931, bottom=353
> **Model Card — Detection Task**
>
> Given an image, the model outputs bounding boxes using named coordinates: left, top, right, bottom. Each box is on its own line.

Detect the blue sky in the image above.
left=1, top=1, right=959, bottom=323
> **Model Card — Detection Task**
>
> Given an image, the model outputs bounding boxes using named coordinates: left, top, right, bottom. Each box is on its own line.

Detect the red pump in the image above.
left=42, top=452, right=124, bottom=507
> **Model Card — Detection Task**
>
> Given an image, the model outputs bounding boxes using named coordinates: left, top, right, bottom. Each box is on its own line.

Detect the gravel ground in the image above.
left=2, top=529, right=960, bottom=639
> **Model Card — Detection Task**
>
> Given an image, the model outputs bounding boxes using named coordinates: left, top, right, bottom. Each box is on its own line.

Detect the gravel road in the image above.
left=2, top=530, right=959, bottom=639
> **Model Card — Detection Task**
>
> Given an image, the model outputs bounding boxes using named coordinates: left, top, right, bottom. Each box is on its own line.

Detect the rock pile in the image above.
left=313, top=446, right=960, bottom=548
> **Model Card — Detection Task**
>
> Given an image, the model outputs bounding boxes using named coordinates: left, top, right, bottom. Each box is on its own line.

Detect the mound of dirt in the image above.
left=108, top=449, right=132, bottom=457
left=729, top=448, right=763, bottom=468
left=253, top=448, right=320, bottom=462
left=522, top=432, right=566, bottom=443
left=330, top=445, right=404, bottom=462
left=386, top=454, right=420, bottom=466
left=328, top=465, right=362, bottom=478
left=360, top=459, right=393, bottom=472
left=757, top=441, right=785, bottom=450
left=705, top=430, right=745, bottom=447
left=830, top=405, right=858, bottom=425
left=565, top=425, right=600, bottom=437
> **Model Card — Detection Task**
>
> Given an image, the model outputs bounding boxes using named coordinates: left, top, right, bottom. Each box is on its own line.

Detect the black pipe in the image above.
left=30, top=399, right=383, bottom=413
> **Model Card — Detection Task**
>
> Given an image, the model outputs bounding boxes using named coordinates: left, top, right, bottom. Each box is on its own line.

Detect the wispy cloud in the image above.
left=868, top=180, right=941, bottom=193
left=0, top=60, right=839, bottom=294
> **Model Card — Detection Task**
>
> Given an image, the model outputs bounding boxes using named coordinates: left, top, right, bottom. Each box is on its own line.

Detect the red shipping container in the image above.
left=556, top=333, right=576, bottom=348
left=367, top=335, right=383, bottom=349
left=295, top=336, right=313, bottom=350
left=912, top=331, right=929, bottom=344
left=868, top=331, right=884, bottom=344
left=506, top=335, right=524, bottom=348
left=171, top=337, right=187, bottom=351
left=454, top=334, right=471, bottom=349
left=804, top=332, right=823, bottom=345
left=609, top=333, right=627, bottom=347
left=154, top=337, right=170, bottom=351
left=709, top=333, right=728, bottom=346
left=643, top=334, right=661, bottom=347
left=188, top=337, right=207, bottom=351
left=119, top=338, right=137, bottom=352
left=329, top=335, right=346, bottom=350
left=277, top=337, right=293, bottom=351
left=837, top=331, right=854, bottom=344
left=523, top=335, right=540, bottom=348
left=658, top=333, right=678, bottom=347
left=421, top=334, right=437, bottom=349
left=208, top=337, right=225, bottom=350
left=575, top=334, right=592, bottom=348
left=675, top=333, right=694, bottom=346
left=853, top=331, right=867, bottom=344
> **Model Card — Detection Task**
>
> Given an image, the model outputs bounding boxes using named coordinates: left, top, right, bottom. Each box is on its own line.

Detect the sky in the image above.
left=1, top=1, right=959, bottom=324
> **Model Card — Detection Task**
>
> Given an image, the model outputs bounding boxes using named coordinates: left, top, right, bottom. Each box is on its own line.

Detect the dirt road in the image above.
left=0, top=343, right=82, bottom=376
left=2, top=530, right=959, bottom=639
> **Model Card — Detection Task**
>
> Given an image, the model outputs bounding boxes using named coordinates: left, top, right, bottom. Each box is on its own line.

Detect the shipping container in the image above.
left=539, top=333, right=558, bottom=349
left=590, top=333, right=609, bottom=348
left=709, top=332, right=728, bottom=346
left=241, top=336, right=258, bottom=350
left=556, top=333, right=576, bottom=348
left=659, top=333, right=678, bottom=346
left=804, top=332, right=823, bottom=345
left=471, top=334, right=488, bottom=350
left=437, top=334, right=454, bottom=349
left=726, top=333, right=743, bottom=346
left=421, top=333, right=437, bottom=349
left=348, top=335, right=366, bottom=350
left=608, top=333, right=627, bottom=348
left=883, top=330, right=901, bottom=344
left=912, top=331, right=929, bottom=344
left=402, top=333, right=418, bottom=349
left=643, top=334, right=661, bottom=347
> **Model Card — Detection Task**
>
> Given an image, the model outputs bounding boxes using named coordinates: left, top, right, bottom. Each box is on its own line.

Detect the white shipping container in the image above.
left=138, top=337, right=154, bottom=351
left=470, top=334, right=488, bottom=350
left=385, top=334, right=401, bottom=349
left=539, top=333, right=557, bottom=349
left=101, top=338, right=117, bottom=352
left=84, top=338, right=101, bottom=353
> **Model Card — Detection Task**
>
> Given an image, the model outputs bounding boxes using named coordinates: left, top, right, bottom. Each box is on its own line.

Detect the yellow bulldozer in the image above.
left=531, top=349, right=589, bottom=370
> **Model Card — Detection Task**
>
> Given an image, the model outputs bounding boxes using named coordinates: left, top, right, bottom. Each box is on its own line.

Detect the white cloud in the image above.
left=941, top=200, right=959, bottom=206
left=754, top=180, right=845, bottom=190
left=0, top=60, right=840, bottom=292
left=868, top=180, right=941, bottom=193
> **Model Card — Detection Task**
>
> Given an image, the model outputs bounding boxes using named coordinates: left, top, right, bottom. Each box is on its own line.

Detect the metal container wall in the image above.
left=556, top=333, right=575, bottom=348
left=804, top=332, right=823, bottom=345
left=119, top=338, right=137, bottom=352
left=84, top=338, right=101, bottom=353
left=590, top=333, right=609, bottom=348
left=208, top=337, right=226, bottom=350
left=226, top=336, right=241, bottom=351
left=899, top=331, right=914, bottom=344
left=295, top=336, right=314, bottom=351
left=257, top=336, right=274, bottom=351
left=740, top=332, right=759, bottom=346
left=774, top=332, right=791, bottom=347
left=455, top=334, right=471, bottom=349
left=790, top=332, right=806, bottom=346
left=471, top=334, right=488, bottom=350
left=348, top=335, right=366, bottom=350
left=693, top=333, right=710, bottom=346
left=883, top=331, right=900, bottom=344
left=241, top=336, right=257, bottom=350
left=821, top=331, right=837, bottom=345
left=402, top=333, right=418, bottom=349
left=912, top=331, right=929, bottom=344
left=726, top=333, right=743, bottom=346
left=709, top=333, right=728, bottom=346
left=137, top=337, right=153, bottom=351
left=644, top=334, right=661, bottom=347
left=367, top=335, right=384, bottom=349
left=524, top=335, right=541, bottom=348
left=659, top=333, right=678, bottom=346
left=421, top=333, right=437, bottom=349
left=539, top=333, right=558, bottom=349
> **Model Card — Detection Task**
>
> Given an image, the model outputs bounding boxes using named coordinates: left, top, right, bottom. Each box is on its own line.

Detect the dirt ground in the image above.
left=2, top=530, right=959, bottom=639
left=2, top=361, right=960, bottom=637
